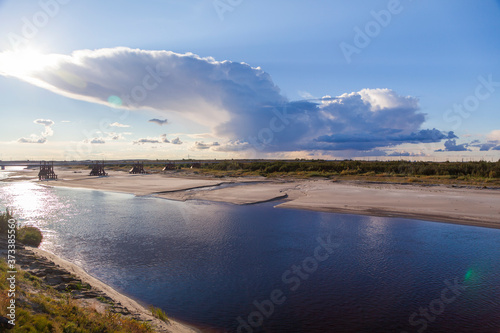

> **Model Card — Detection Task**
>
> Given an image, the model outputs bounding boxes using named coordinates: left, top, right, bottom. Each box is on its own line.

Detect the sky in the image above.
left=0, top=0, right=499, bottom=161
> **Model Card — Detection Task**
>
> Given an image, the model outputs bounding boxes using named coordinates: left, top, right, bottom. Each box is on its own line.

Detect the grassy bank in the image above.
left=0, top=209, right=43, bottom=247
left=0, top=259, right=153, bottom=332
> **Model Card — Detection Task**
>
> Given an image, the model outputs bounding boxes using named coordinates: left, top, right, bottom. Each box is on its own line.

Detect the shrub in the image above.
left=149, top=306, right=169, bottom=323
left=18, top=226, right=43, bottom=247
left=0, top=208, right=14, bottom=234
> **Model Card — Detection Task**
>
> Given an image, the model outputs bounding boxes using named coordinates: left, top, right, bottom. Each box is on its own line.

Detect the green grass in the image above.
left=96, top=296, right=114, bottom=305
left=149, top=306, right=169, bottom=323
left=0, top=260, right=153, bottom=333
left=1, top=209, right=44, bottom=247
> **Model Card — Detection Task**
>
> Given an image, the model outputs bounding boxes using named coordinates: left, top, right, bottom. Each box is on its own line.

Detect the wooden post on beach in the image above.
left=38, top=161, right=58, bottom=180
left=162, top=161, right=177, bottom=171
left=190, top=161, right=201, bottom=169
left=89, top=161, right=108, bottom=176
left=129, top=162, right=146, bottom=174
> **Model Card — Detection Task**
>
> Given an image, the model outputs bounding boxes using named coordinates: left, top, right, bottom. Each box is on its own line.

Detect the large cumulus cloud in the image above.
left=0, top=47, right=456, bottom=154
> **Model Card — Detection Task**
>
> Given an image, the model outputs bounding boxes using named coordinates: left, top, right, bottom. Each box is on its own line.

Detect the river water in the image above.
left=0, top=178, right=499, bottom=332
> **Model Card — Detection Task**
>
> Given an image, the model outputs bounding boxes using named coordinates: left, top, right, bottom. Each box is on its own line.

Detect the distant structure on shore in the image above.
left=190, top=162, right=201, bottom=169
left=89, top=161, right=108, bottom=176
left=38, top=161, right=58, bottom=180
left=129, top=162, right=147, bottom=174
left=162, top=162, right=177, bottom=171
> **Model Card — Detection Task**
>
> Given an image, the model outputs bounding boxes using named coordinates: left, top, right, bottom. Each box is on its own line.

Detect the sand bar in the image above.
left=38, top=169, right=500, bottom=229
left=48, top=169, right=230, bottom=196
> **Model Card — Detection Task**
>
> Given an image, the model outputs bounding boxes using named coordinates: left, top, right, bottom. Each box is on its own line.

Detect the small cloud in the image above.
left=34, top=119, right=54, bottom=127
left=160, top=134, right=170, bottom=143
left=193, top=142, right=211, bottom=150
left=108, top=133, right=124, bottom=140
left=213, top=140, right=251, bottom=152
left=18, top=119, right=54, bottom=143
left=90, top=138, right=105, bottom=144
left=298, top=91, right=315, bottom=100
left=387, top=151, right=425, bottom=157
left=435, top=139, right=469, bottom=152
left=34, top=118, right=54, bottom=137
left=469, top=130, right=500, bottom=151
left=388, top=151, right=411, bottom=157
left=110, top=122, right=130, bottom=128
left=133, top=134, right=170, bottom=145
left=171, top=137, right=183, bottom=145
left=188, top=133, right=215, bottom=139
left=472, top=142, right=499, bottom=151
left=134, top=138, right=160, bottom=144
left=193, top=141, right=220, bottom=150
left=149, top=118, right=168, bottom=126
left=487, top=130, right=500, bottom=142
left=18, top=136, right=47, bottom=144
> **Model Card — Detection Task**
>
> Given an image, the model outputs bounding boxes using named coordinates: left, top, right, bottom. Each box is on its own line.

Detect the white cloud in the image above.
left=298, top=91, right=315, bottom=100
left=1, top=47, right=454, bottom=155
left=171, top=137, right=183, bottom=145
left=133, top=134, right=170, bottom=145
left=34, top=118, right=54, bottom=137
left=213, top=140, right=251, bottom=152
left=487, top=130, right=500, bottom=142
left=358, top=88, right=419, bottom=112
left=110, top=122, right=130, bottom=128
left=193, top=141, right=220, bottom=150
left=18, top=118, right=54, bottom=143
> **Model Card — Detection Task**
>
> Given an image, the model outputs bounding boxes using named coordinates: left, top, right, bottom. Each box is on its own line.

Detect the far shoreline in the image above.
left=2, top=167, right=499, bottom=229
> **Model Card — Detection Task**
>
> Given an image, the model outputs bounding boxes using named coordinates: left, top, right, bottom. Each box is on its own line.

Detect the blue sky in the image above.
left=0, top=0, right=499, bottom=160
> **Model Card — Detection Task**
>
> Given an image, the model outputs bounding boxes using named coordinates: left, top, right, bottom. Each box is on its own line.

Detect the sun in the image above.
left=0, top=48, right=53, bottom=77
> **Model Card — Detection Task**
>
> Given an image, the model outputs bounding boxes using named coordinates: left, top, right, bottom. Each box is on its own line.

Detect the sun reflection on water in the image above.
left=0, top=182, right=69, bottom=227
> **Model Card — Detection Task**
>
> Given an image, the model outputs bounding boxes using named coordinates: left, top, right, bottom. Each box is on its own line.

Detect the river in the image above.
left=0, top=178, right=499, bottom=332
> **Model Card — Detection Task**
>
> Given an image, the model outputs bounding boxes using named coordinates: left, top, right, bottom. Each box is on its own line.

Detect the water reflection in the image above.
left=1, top=182, right=500, bottom=332
left=0, top=182, right=78, bottom=247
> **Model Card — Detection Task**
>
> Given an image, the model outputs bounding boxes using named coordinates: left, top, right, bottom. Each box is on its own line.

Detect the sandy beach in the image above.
left=35, top=168, right=500, bottom=229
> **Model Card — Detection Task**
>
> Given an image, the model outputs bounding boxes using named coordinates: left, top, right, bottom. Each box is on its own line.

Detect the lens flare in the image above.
left=108, top=95, right=122, bottom=107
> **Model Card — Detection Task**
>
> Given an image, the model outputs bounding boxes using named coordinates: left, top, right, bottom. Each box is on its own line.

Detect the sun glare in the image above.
left=0, top=48, right=53, bottom=77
